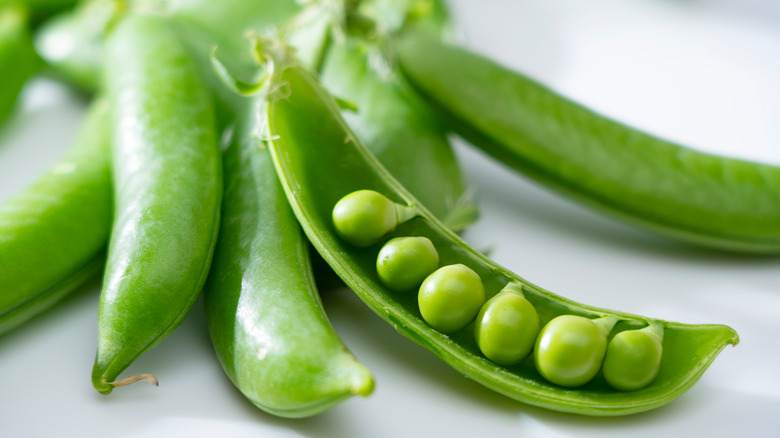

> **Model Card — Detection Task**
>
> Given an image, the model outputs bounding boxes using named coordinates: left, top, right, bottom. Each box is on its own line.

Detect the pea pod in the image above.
left=0, top=99, right=111, bottom=335
left=202, top=97, right=373, bottom=418
left=93, top=13, right=221, bottom=394
left=260, top=44, right=738, bottom=415
left=0, top=4, right=39, bottom=126
left=394, top=30, right=780, bottom=254
left=320, top=38, right=475, bottom=229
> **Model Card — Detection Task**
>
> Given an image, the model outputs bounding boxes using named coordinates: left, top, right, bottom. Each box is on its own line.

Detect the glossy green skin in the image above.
left=474, top=288, right=539, bottom=365
left=0, top=0, right=77, bottom=25
left=0, top=5, right=39, bottom=126
left=534, top=315, right=608, bottom=387
left=33, top=0, right=119, bottom=93
left=603, top=328, right=663, bottom=391
left=333, top=189, right=399, bottom=247
left=93, top=14, right=221, bottom=394
left=0, top=99, right=111, bottom=335
left=33, top=0, right=300, bottom=98
left=203, top=99, right=373, bottom=418
left=320, top=40, right=470, bottom=226
left=418, top=264, right=484, bottom=333
left=396, top=31, right=780, bottom=254
left=262, top=51, right=739, bottom=415
left=377, top=236, right=438, bottom=291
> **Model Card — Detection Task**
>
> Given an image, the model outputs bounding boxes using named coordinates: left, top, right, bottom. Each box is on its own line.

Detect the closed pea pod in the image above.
left=203, top=97, right=373, bottom=418
left=260, top=41, right=738, bottom=415
left=0, top=4, right=39, bottom=127
left=93, top=14, right=221, bottom=393
left=0, top=99, right=111, bottom=335
left=395, top=30, right=780, bottom=254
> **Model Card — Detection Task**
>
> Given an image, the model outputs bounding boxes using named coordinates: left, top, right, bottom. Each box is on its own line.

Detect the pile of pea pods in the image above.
left=2, top=0, right=762, bottom=419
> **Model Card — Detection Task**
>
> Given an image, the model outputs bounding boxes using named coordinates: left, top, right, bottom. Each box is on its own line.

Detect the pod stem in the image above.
left=499, top=282, right=525, bottom=298
left=643, top=321, right=665, bottom=342
left=109, top=373, right=159, bottom=389
left=394, top=203, right=418, bottom=225
left=593, top=315, right=619, bottom=335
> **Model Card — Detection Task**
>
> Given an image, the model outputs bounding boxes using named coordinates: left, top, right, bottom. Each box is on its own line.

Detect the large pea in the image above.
left=602, top=325, right=663, bottom=391
left=418, top=264, right=484, bottom=333
left=332, top=190, right=416, bottom=247
left=377, top=236, right=439, bottom=291
left=474, top=285, right=540, bottom=365
left=534, top=315, right=614, bottom=387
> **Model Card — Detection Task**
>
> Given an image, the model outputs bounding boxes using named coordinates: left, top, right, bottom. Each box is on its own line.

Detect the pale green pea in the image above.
left=377, top=236, right=439, bottom=291
left=418, top=264, right=484, bottom=333
left=474, top=284, right=539, bottom=365
left=602, top=324, right=664, bottom=391
left=332, top=189, right=415, bottom=247
left=534, top=315, right=617, bottom=387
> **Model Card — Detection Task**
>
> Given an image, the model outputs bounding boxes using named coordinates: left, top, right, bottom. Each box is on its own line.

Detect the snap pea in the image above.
left=0, top=99, right=111, bottom=335
left=33, top=0, right=122, bottom=93
left=92, top=13, right=221, bottom=394
left=202, top=97, right=373, bottom=418
left=320, top=35, right=476, bottom=230
left=260, top=43, right=738, bottom=415
left=395, top=30, right=780, bottom=254
left=0, top=0, right=77, bottom=25
left=0, top=4, right=39, bottom=127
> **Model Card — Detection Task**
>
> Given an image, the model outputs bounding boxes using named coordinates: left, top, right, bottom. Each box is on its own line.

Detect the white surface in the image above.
left=2, top=0, right=779, bottom=436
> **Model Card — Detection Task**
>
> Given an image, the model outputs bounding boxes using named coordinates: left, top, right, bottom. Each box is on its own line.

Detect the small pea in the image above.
left=377, top=236, right=439, bottom=291
left=418, top=264, right=484, bottom=333
left=602, top=325, right=663, bottom=391
left=474, top=285, right=539, bottom=365
left=332, top=190, right=415, bottom=247
left=534, top=315, right=615, bottom=387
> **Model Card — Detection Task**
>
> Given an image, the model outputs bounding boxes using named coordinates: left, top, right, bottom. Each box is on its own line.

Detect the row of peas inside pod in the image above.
left=332, top=190, right=664, bottom=391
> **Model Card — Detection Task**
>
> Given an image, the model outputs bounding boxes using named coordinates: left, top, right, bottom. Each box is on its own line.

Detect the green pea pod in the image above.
left=203, top=98, right=373, bottom=418
left=320, top=38, right=475, bottom=230
left=394, top=30, right=780, bottom=254
left=260, top=44, right=738, bottom=416
left=0, top=4, right=39, bottom=126
left=33, top=0, right=123, bottom=93
left=0, top=99, right=111, bottom=335
left=0, top=0, right=77, bottom=25
left=93, top=13, right=221, bottom=394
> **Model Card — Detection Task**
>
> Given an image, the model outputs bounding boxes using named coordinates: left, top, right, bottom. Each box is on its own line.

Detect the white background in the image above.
left=1, top=0, right=779, bottom=436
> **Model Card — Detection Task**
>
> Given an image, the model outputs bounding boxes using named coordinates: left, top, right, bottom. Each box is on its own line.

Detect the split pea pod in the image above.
left=203, top=97, right=373, bottom=418
left=92, top=13, right=221, bottom=394
left=0, top=99, right=111, bottom=335
left=395, top=30, right=780, bottom=254
left=320, top=38, right=474, bottom=229
left=0, top=3, right=39, bottom=126
left=260, top=44, right=738, bottom=416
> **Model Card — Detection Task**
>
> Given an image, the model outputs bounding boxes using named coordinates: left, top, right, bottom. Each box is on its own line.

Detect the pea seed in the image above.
left=534, top=315, right=616, bottom=387
left=418, top=264, right=484, bottom=333
left=602, top=324, right=663, bottom=391
left=377, top=236, right=439, bottom=291
left=332, top=190, right=415, bottom=247
left=474, top=284, right=539, bottom=365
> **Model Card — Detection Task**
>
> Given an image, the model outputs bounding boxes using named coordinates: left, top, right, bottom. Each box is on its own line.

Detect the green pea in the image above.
left=377, top=236, right=439, bottom=291
left=332, top=190, right=414, bottom=247
left=534, top=315, right=616, bottom=387
left=602, top=324, right=664, bottom=391
left=418, top=264, right=484, bottom=333
left=474, top=284, right=539, bottom=365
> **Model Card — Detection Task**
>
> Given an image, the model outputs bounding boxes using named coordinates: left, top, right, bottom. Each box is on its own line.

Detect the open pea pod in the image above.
left=394, top=30, right=780, bottom=254
left=261, top=44, right=738, bottom=416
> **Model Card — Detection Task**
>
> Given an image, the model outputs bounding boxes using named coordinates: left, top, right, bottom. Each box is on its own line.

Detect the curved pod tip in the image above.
left=92, top=372, right=159, bottom=395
